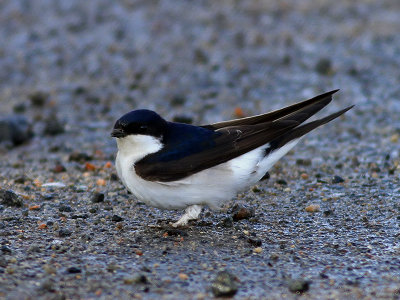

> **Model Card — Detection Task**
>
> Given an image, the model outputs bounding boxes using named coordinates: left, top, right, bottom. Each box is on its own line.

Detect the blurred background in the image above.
left=1, top=0, right=399, bottom=129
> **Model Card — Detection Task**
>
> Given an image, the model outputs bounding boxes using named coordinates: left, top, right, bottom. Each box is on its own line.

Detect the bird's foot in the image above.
left=171, top=205, right=202, bottom=227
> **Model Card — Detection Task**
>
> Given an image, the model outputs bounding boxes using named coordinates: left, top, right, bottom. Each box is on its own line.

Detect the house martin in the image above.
left=111, top=90, right=352, bottom=227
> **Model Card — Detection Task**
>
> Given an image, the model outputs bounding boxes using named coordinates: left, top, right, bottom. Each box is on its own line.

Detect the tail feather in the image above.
left=266, top=105, right=354, bottom=155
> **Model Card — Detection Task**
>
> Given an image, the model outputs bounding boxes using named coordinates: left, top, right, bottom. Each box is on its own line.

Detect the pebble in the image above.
left=91, top=193, right=105, bottom=203
left=218, top=216, right=234, bottom=228
left=42, top=182, right=66, bottom=188
left=211, top=271, right=238, bottom=297
left=1, top=245, right=12, bottom=254
left=232, top=206, right=255, bottom=221
left=332, top=175, right=345, bottom=184
left=305, top=204, right=320, bottom=213
left=253, top=247, right=263, bottom=253
left=112, top=215, right=123, bottom=222
left=43, top=117, right=65, bottom=135
left=67, top=267, right=81, bottom=274
left=248, top=238, right=262, bottom=247
left=58, top=229, right=72, bottom=237
left=0, top=115, right=33, bottom=146
left=288, top=278, right=310, bottom=294
left=59, top=205, right=73, bottom=212
left=69, top=152, right=92, bottom=162
left=0, top=189, right=23, bottom=207
left=53, top=163, right=66, bottom=173
left=315, top=58, right=333, bottom=75
left=29, top=91, right=48, bottom=106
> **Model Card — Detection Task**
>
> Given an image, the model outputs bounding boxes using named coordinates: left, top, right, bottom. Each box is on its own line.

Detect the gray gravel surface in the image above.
left=1, top=0, right=400, bottom=299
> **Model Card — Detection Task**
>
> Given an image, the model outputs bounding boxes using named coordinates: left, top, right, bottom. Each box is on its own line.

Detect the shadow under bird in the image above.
left=111, top=90, right=353, bottom=227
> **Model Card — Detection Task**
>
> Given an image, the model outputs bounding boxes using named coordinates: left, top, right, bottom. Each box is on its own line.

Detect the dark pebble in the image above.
left=53, top=163, right=66, bottom=173
left=232, top=206, right=255, bottom=221
left=134, top=274, right=148, bottom=284
left=68, top=152, right=92, bottom=162
left=323, top=210, right=333, bottom=216
left=166, top=229, right=188, bottom=237
left=14, top=176, right=28, bottom=184
left=0, top=116, right=33, bottom=146
left=276, top=179, right=287, bottom=185
left=248, top=237, right=262, bottom=247
left=58, top=229, right=72, bottom=237
left=0, top=189, right=23, bottom=207
left=315, top=58, right=332, bottom=75
left=211, top=270, right=238, bottom=297
left=71, top=214, right=88, bottom=219
left=59, top=205, right=73, bottom=212
left=288, top=278, right=310, bottom=294
left=29, top=91, right=48, bottom=106
left=91, top=193, right=104, bottom=203
left=43, top=117, right=65, bottom=135
left=296, top=158, right=312, bottom=166
left=67, top=267, right=81, bottom=274
left=112, top=215, right=123, bottom=222
left=110, top=173, right=119, bottom=181
left=1, top=245, right=12, bottom=254
left=218, top=216, right=234, bottom=228
left=170, top=95, right=186, bottom=106
left=332, top=175, right=345, bottom=184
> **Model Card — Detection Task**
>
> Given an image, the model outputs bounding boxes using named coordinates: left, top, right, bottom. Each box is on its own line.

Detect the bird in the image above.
left=111, top=90, right=352, bottom=227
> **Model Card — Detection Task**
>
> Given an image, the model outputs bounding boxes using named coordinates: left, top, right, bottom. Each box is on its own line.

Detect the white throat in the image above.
left=116, top=134, right=163, bottom=162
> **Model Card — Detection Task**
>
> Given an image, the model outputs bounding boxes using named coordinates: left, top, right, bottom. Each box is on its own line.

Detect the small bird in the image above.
left=111, top=90, right=352, bottom=227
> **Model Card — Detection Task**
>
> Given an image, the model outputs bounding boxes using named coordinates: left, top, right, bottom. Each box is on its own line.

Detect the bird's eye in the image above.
left=139, top=125, right=147, bottom=131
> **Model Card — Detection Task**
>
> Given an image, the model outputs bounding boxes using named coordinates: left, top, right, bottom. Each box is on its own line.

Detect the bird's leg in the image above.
left=171, top=205, right=202, bottom=227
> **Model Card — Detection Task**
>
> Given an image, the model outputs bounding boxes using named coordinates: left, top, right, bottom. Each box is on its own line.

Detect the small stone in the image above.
left=276, top=179, right=287, bottom=185
left=67, top=266, right=81, bottom=274
left=69, top=152, right=92, bottom=162
left=53, top=163, right=66, bottom=173
left=59, top=205, right=73, bottom=212
left=315, top=58, right=333, bottom=75
left=178, top=273, right=189, bottom=280
left=300, top=173, right=309, bottom=180
left=232, top=206, right=255, bottom=221
left=296, top=158, right=312, bottom=166
left=91, top=193, right=104, bottom=203
left=0, top=116, right=33, bottom=146
left=288, top=278, right=310, bottom=294
left=248, top=238, right=262, bottom=247
left=0, top=189, right=23, bottom=207
left=58, top=229, right=72, bottom=237
left=43, top=117, right=65, bottom=135
left=305, top=204, right=320, bottom=213
left=390, top=134, right=399, bottom=143
left=112, top=215, right=123, bottom=222
left=29, top=91, right=48, bottom=106
left=211, top=271, right=238, bottom=297
left=170, top=95, right=186, bottom=106
left=253, top=247, right=263, bottom=253
left=332, top=175, right=345, bottom=184
left=42, top=182, right=66, bottom=188
left=218, top=217, right=234, bottom=228
left=1, top=245, right=12, bottom=254
left=110, top=173, right=119, bottom=181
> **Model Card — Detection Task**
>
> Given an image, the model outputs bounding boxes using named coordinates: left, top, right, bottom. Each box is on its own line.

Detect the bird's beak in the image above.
left=111, top=128, right=126, bottom=138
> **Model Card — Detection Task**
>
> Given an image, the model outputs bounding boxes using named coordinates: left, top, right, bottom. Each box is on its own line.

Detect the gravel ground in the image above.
left=1, top=0, right=400, bottom=299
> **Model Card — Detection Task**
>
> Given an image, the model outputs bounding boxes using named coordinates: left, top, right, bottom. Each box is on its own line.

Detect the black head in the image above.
left=111, top=109, right=168, bottom=139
